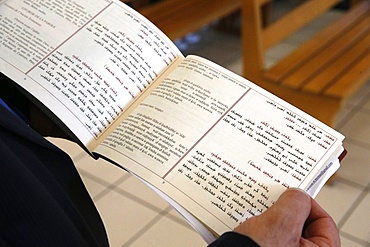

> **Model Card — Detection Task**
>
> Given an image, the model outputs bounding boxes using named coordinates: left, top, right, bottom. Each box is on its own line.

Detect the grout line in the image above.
left=337, top=186, right=369, bottom=230
left=121, top=206, right=173, bottom=247
left=79, top=168, right=168, bottom=213
left=72, top=151, right=88, bottom=163
left=79, top=167, right=197, bottom=244
left=335, top=90, right=370, bottom=130
left=359, top=106, right=370, bottom=115
left=106, top=187, right=165, bottom=213
left=339, top=231, right=369, bottom=246
left=110, top=184, right=199, bottom=230
left=331, top=176, right=367, bottom=191
left=79, top=167, right=196, bottom=225
left=78, top=168, right=131, bottom=201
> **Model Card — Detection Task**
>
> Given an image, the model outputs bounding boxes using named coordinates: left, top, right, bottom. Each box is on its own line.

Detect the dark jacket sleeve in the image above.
left=208, top=232, right=260, bottom=247
left=0, top=105, right=109, bottom=247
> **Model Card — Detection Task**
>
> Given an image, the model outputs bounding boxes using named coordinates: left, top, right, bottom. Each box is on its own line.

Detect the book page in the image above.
left=0, top=0, right=182, bottom=150
left=95, top=55, right=344, bottom=235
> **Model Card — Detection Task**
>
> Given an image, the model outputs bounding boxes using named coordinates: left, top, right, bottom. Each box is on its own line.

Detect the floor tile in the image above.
left=336, top=141, right=370, bottom=187
left=127, top=209, right=206, bottom=247
left=339, top=236, right=365, bottom=247
left=115, top=175, right=171, bottom=210
left=363, top=99, right=370, bottom=111
left=315, top=181, right=363, bottom=224
left=334, top=106, right=352, bottom=128
left=334, top=81, right=370, bottom=129
left=339, top=111, right=370, bottom=146
left=46, top=137, right=85, bottom=160
left=95, top=189, right=165, bottom=247
left=265, top=42, right=296, bottom=62
left=76, top=154, right=129, bottom=185
left=345, top=81, right=370, bottom=107
left=77, top=170, right=115, bottom=198
left=341, top=191, right=370, bottom=244
left=164, top=206, right=199, bottom=229
left=286, top=26, right=320, bottom=45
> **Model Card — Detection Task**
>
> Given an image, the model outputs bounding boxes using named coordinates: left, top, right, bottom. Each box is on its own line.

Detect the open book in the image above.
left=1, top=0, right=346, bottom=242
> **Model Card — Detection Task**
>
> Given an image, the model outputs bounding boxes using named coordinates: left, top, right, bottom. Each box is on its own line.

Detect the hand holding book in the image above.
left=0, top=0, right=346, bottom=241
left=233, top=188, right=340, bottom=246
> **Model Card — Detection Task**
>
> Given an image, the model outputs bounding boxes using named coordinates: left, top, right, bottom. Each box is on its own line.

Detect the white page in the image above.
left=95, top=55, right=344, bottom=235
left=0, top=0, right=182, bottom=150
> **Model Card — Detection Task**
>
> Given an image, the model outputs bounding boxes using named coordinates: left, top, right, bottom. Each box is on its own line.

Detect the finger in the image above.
left=234, top=188, right=312, bottom=246
left=303, top=198, right=340, bottom=246
left=265, top=188, right=311, bottom=230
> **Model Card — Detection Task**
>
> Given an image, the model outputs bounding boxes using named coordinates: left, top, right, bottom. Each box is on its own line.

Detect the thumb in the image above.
left=265, top=188, right=311, bottom=234
left=235, top=188, right=312, bottom=246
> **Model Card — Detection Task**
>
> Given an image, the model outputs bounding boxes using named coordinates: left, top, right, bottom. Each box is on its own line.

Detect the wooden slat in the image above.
left=140, top=1, right=197, bottom=23
left=262, top=0, right=340, bottom=49
left=139, top=0, right=189, bottom=14
left=139, top=0, right=241, bottom=40
left=325, top=51, right=370, bottom=98
left=242, top=0, right=266, bottom=79
left=304, top=29, right=370, bottom=94
left=264, top=0, right=370, bottom=82
left=282, top=14, right=370, bottom=88
left=258, top=0, right=271, bottom=5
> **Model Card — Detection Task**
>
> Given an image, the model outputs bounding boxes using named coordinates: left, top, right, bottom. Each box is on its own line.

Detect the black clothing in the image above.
left=209, top=232, right=259, bottom=247
left=0, top=105, right=109, bottom=246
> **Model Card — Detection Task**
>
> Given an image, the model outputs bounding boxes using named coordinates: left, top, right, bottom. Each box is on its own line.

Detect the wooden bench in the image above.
left=137, top=0, right=242, bottom=41
left=134, top=0, right=370, bottom=127
left=242, top=0, right=370, bottom=127
left=137, top=0, right=272, bottom=41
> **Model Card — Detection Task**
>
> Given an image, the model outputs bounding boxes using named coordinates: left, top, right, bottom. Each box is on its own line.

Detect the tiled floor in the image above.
left=48, top=4, right=370, bottom=247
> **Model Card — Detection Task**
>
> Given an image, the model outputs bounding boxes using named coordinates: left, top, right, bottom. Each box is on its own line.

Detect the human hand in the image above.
left=234, top=188, right=340, bottom=247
